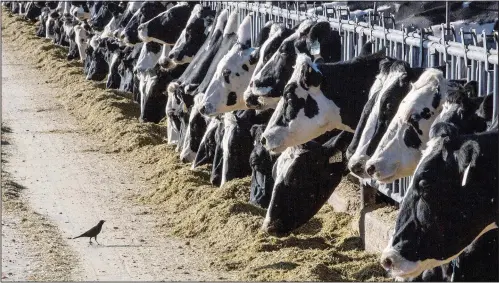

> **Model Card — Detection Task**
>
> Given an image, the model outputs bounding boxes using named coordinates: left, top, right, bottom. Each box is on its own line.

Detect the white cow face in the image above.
left=365, top=69, right=459, bottom=183
left=134, top=42, right=162, bottom=73
left=260, top=54, right=345, bottom=154
left=200, top=44, right=256, bottom=115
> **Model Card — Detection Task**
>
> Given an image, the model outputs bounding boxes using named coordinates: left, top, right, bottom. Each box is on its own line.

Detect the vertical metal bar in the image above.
left=493, top=63, right=498, bottom=122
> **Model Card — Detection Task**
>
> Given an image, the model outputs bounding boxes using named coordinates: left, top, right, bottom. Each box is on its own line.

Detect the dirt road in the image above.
left=1, top=46, right=232, bottom=281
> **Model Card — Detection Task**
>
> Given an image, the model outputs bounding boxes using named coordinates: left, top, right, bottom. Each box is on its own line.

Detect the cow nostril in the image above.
left=381, top=257, right=393, bottom=270
left=260, top=136, right=266, bottom=146
left=351, top=162, right=364, bottom=175
left=169, top=54, right=174, bottom=59
left=138, top=25, right=143, bottom=31
left=366, top=165, right=376, bottom=176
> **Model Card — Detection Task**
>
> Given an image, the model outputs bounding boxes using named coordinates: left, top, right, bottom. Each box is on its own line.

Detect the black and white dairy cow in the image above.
left=347, top=59, right=441, bottom=179
left=87, top=1, right=123, bottom=32
left=199, top=20, right=294, bottom=116
left=262, top=130, right=353, bottom=236
left=138, top=3, right=213, bottom=71
left=86, top=37, right=121, bottom=81
left=364, top=69, right=479, bottom=183
left=245, top=20, right=342, bottom=110
left=379, top=126, right=498, bottom=279
left=168, top=9, right=235, bottom=161
left=261, top=51, right=387, bottom=154
left=120, top=1, right=175, bottom=46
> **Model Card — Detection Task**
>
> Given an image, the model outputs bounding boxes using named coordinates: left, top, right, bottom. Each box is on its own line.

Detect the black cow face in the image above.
left=88, top=1, right=122, bottom=32
left=168, top=6, right=215, bottom=65
left=25, top=2, right=42, bottom=21
left=122, top=2, right=167, bottom=45
left=137, top=3, right=194, bottom=45
left=140, top=68, right=174, bottom=123
left=262, top=130, right=352, bottom=236
left=380, top=131, right=498, bottom=278
left=192, top=118, right=220, bottom=169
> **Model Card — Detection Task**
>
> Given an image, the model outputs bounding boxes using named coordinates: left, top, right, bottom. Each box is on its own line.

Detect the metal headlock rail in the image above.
left=202, top=1, right=499, bottom=203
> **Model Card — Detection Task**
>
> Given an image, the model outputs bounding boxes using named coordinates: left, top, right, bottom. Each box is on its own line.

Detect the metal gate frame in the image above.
left=202, top=1, right=499, bottom=203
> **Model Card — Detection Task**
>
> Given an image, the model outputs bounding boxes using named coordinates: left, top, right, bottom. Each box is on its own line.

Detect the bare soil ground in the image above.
left=1, top=41, right=235, bottom=281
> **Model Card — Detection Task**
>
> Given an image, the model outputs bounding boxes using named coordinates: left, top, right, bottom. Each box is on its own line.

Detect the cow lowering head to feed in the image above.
left=262, top=130, right=353, bottom=236
left=379, top=127, right=498, bottom=279
left=365, top=69, right=477, bottom=183
left=347, top=59, right=437, bottom=179
left=260, top=51, right=386, bottom=154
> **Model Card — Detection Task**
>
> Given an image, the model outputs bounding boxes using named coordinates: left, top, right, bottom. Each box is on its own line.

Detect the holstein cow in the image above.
left=261, top=51, right=386, bottom=154
left=192, top=117, right=221, bottom=169
left=86, top=38, right=121, bottom=81
left=166, top=4, right=216, bottom=67
left=180, top=13, right=260, bottom=164
left=407, top=229, right=498, bottom=282
left=347, top=59, right=442, bottom=179
left=364, top=69, right=478, bottom=183
left=246, top=21, right=342, bottom=110
left=199, top=19, right=279, bottom=115
left=262, top=130, right=353, bottom=236
left=120, top=1, right=174, bottom=46
left=248, top=122, right=278, bottom=208
left=220, top=109, right=274, bottom=186
left=379, top=127, right=498, bottom=279
left=171, top=10, right=236, bottom=161
left=88, top=1, right=123, bottom=32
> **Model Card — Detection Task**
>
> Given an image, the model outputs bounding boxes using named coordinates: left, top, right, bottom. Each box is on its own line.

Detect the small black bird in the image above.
left=72, top=220, right=105, bottom=244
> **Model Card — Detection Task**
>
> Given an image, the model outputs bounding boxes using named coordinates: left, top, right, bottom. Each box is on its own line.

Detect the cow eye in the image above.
left=418, top=179, right=429, bottom=189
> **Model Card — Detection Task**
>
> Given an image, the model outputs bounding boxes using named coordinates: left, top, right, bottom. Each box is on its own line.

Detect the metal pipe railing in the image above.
left=201, top=1, right=498, bottom=203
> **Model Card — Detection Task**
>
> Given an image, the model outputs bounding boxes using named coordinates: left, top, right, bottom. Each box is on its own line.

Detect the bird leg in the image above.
left=89, top=238, right=93, bottom=244
left=94, top=236, right=100, bottom=245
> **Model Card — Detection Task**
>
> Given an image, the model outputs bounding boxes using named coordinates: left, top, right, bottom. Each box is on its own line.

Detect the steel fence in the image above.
left=202, top=1, right=499, bottom=203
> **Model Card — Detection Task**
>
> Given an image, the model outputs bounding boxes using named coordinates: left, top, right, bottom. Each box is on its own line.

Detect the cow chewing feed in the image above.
left=261, top=50, right=386, bottom=154
left=380, top=127, right=498, bottom=279
left=262, top=130, right=353, bottom=236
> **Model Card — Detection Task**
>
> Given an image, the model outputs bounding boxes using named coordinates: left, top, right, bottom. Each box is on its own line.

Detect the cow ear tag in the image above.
left=329, top=153, right=343, bottom=164
left=310, top=40, right=321, bottom=56
left=461, top=163, right=472, bottom=186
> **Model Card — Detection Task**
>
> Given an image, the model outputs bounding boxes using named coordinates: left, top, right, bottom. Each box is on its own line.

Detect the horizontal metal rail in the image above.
left=203, top=1, right=499, bottom=203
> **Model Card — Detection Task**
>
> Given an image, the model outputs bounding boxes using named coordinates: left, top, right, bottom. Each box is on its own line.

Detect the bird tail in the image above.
left=72, top=235, right=82, bottom=239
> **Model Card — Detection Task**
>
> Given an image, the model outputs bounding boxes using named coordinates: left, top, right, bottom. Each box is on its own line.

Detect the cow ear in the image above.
left=303, top=64, right=322, bottom=88
left=463, top=81, right=478, bottom=98
left=456, top=140, right=480, bottom=186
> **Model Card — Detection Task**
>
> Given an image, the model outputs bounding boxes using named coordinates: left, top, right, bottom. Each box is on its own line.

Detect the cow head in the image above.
left=365, top=69, right=474, bottom=183
left=167, top=5, right=215, bottom=66
left=259, top=54, right=339, bottom=154
left=347, top=60, right=427, bottom=179
left=180, top=97, right=209, bottom=163
left=430, top=82, right=488, bottom=139
left=379, top=131, right=498, bottom=279
left=70, top=2, right=90, bottom=21
left=134, top=41, right=163, bottom=74
left=88, top=1, right=123, bottom=32
left=121, top=1, right=169, bottom=46
left=247, top=20, right=314, bottom=109
left=137, top=2, right=193, bottom=45
left=199, top=14, right=257, bottom=116
left=262, top=130, right=352, bottom=236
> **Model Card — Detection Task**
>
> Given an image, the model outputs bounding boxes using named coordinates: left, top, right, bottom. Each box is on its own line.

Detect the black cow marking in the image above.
left=235, top=72, right=240, bottom=76
left=421, top=107, right=432, bottom=119
left=304, top=94, right=319, bottom=118
left=432, top=90, right=441, bottom=109
left=403, top=126, right=422, bottom=148
left=222, top=68, right=231, bottom=84
left=408, top=114, right=423, bottom=135
left=227, top=92, right=237, bottom=106
left=242, top=64, right=248, bottom=71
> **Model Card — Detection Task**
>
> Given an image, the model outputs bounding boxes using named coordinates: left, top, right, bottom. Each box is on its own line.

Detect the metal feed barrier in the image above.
left=201, top=1, right=499, bottom=203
